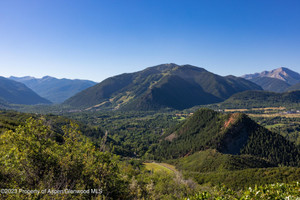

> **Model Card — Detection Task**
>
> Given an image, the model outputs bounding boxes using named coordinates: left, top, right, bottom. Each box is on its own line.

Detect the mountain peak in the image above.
left=271, top=67, right=292, bottom=74
left=64, top=63, right=261, bottom=110
left=42, top=76, right=55, bottom=80
left=242, top=67, right=300, bottom=85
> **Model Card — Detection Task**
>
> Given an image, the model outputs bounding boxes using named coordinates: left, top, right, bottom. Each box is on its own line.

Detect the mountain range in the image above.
left=242, top=67, right=300, bottom=92
left=2, top=64, right=299, bottom=110
left=0, top=76, right=51, bottom=105
left=64, top=63, right=262, bottom=110
left=9, top=76, right=97, bottom=103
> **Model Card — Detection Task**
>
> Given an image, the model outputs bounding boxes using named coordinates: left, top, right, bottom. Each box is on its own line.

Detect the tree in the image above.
left=0, top=117, right=130, bottom=199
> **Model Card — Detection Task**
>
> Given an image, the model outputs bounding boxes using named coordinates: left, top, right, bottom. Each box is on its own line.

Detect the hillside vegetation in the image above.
left=248, top=77, right=291, bottom=92
left=221, top=90, right=300, bottom=108
left=0, top=108, right=299, bottom=199
left=152, top=109, right=300, bottom=167
left=286, top=82, right=300, bottom=92
left=0, top=111, right=199, bottom=199
left=172, top=149, right=275, bottom=173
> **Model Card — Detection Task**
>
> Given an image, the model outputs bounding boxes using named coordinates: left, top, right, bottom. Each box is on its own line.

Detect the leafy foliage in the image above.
left=0, top=110, right=105, bottom=145
left=172, top=149, right=275, bottom=173
left=0, top=116, right=205, bottom=199
left=64, top=110, right=179, bottom=157
left=0, top=118, right=129, bottom=199
left=189, top=167, right=300, bottom=189
left=186, top=182, right=300, bottom=199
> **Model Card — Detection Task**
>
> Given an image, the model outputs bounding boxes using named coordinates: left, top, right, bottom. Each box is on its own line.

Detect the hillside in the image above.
left=173, top=149, right=276, bottom=172
left=248, top=77, right=291, bottom=92
left=220, top=90, right=300, bottom=108
left=286, top=82, right=300, bottom=92
left=153, top=109, right=300, bottom=167
left=10, top=76, right=97, bottom=103
left=0, top=77, right=51, bottom=105
left=242, top=67, right=300, bottom=85
left=64, top=64, right=261, bottom=110
left=0, top=110, right=106, bottom=145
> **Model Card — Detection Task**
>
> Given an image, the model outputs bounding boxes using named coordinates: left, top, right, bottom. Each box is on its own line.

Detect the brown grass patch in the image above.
left=165, top=132, right=177, bottom=141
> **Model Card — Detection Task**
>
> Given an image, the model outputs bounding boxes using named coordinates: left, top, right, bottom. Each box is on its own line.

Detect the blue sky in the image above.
left=1, top=0, right=300, bottom=82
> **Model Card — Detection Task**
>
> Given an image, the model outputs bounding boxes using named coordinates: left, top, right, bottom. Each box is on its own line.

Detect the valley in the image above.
left=1, top=64, right=300, bottom=199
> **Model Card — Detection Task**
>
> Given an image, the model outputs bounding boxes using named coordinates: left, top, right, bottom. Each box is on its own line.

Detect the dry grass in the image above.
left=224, top=109, right=248, bottom=112
left=144, top=162, right=176, bottom=175
left=248, top=113, right=300, bottom=118
left=251, top=107, right=286, bottom=111
left=224, top=107, right=286, bottom=113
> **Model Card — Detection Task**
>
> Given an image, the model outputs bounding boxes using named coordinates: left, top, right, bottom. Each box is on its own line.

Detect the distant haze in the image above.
left=9, top=76, right=97, bottom=103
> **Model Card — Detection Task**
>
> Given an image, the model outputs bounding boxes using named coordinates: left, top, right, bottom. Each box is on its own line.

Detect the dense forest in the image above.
left=151, top=109, right=300, bottom=167
left=220, top=90, right=300, bottom=109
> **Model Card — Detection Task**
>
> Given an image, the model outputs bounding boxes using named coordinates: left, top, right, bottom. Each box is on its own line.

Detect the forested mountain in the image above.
left=153, top=109, right=300, bottom=168
left=247, top=77, right=291, bottom=92
left=0, top=76, right=51, bottom=105
left=64, top=64, right=261, bottom=110
left=10, top=76, right=97, bottom=103
left=221, top=90, right=300, bottom=108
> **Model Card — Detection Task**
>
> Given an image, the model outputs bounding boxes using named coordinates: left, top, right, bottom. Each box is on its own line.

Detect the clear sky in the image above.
left=1, top=0, right=300, bottom=82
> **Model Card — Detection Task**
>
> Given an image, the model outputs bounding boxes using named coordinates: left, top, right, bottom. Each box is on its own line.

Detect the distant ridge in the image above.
left=286, top=82, right=300, bottom=92
left=64, top=63, right=262, bottom=110
left=242, top=67, right=300, bottom=85
left=248, top=77, right=291, bottom=93
left=221, top=90, right=300, bottom=108
left=10, top=76, right=97, bottom=103
left=242, top=67, right=300, bottom=92
left=0, top=76, right=51, bottom=105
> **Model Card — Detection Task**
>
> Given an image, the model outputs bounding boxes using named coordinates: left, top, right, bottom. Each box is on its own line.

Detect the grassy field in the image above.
left=265, top=123, right=286, bottom=129
left=144, top=162, right=176, bottom=175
